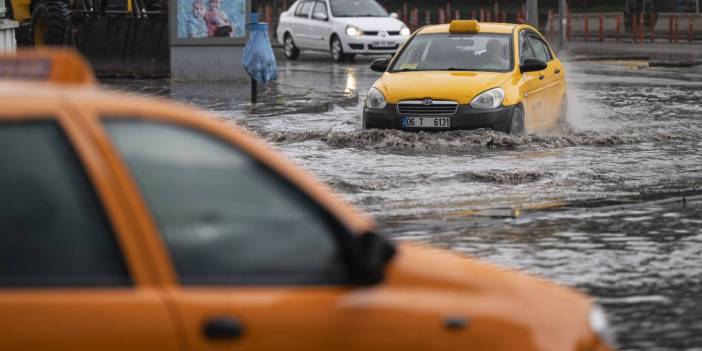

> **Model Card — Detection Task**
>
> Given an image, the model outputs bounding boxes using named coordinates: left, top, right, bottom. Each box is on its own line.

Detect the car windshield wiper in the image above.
left=392, top=68, right=419, bottom=72
left=445, top=67, right=473, bottom=71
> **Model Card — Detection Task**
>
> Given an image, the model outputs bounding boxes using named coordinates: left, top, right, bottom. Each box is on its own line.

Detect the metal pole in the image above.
left=251, top=0, right=258, bottom=104
left=559, top=0, right=567, bottom=49
left=526, top=0, right=539, bottom=28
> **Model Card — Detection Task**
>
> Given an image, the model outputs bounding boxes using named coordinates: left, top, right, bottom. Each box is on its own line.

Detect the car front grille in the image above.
left=368, top=44, right=399, bottom=50
left=388, top=31, right=401, bottom=36
left=364, top=31, right=380, bottom=36
left=397, top=100, right=459, bottom=115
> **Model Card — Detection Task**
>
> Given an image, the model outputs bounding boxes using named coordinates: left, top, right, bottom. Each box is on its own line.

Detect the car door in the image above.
left=307, top=1, right=332, bottom=50
left=0, top=106, right=179, bottom=351
left=292, top=0, right=315, bottom=49
left=95, top=113, right=430, bottom=351
left=517, top=29, right=549, bottom=131
left=526, top=34, right=565, bottom=127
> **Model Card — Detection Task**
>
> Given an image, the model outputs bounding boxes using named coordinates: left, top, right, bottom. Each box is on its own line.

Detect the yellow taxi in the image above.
left=363, top=20, right=566, bottom=134
left=0, top=50, right=612, bottom=351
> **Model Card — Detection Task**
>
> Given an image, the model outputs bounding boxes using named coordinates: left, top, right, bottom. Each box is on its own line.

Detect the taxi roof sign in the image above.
left=449, top=20, right=480, bottom=33
left=0, top=49, right=95, bottom=85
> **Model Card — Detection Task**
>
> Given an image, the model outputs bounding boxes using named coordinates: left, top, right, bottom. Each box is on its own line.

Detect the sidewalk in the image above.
left=561, top=40, right=702, bottom=65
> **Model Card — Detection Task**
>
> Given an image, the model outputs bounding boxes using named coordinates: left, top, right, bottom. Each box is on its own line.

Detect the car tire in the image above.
left=30, top=0, right=70, bottom=46
left=497, top=105, right=525, bottom=135
left=284, top=33, right=300, bottom=60
left=330, top=35, right=351, bottom=62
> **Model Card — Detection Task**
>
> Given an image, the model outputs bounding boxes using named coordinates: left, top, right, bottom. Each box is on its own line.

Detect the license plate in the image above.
left=372, top=41, right=394, bottom=47
left=402, top=116, right=451, bottom=128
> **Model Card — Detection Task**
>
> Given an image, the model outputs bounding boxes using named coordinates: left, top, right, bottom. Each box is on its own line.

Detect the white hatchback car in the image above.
left=277, top=0, right=411, bottom=62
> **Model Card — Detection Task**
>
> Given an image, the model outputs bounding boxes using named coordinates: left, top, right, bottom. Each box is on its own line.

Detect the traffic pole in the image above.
left=584, top=15, right=589, bottom=41
left=599, top=13, right=604, bottom=42
left=639, top=12, right=644, bottom=43
left=650, top=12, right=656, bottom=43
left=690, top=15, right=694, bottom=44
left=251, top=0, right=258, bottom=104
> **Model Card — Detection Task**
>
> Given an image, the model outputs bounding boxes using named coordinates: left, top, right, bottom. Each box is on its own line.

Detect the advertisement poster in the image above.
left=176, top=0, right=246, bottom=40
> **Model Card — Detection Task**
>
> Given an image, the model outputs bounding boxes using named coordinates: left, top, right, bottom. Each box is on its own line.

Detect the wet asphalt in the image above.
left=105, top=52, right=702, bottom=350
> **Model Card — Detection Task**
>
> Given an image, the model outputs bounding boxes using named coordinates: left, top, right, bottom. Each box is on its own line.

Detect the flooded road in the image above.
left=106, top=54, right=702, bottom=350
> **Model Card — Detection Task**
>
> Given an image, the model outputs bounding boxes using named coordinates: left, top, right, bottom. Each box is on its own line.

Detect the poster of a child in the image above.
left=177, top=0, right=245, bottom=39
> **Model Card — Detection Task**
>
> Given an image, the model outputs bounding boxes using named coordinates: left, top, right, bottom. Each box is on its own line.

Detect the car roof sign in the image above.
left=0, top=49, right=95, bottom=85
left=449, top=20, right=480, bottom=34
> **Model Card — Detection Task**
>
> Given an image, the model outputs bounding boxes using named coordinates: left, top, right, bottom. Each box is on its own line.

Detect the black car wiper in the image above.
left=392, top=68, right=419, bottom=72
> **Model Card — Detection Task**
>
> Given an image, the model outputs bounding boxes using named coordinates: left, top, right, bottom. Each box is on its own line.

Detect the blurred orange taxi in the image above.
left=0, top=50, right=613, bottom=351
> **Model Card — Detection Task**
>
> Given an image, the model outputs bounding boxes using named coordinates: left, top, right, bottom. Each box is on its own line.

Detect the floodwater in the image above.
left=106, top=54, right=702, bottom=350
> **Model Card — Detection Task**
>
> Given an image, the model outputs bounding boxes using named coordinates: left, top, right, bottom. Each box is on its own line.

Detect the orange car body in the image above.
left=0, top=51, right=611, bottom=351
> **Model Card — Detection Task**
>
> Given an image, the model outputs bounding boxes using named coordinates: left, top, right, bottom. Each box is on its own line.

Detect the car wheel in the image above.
left=30, top=0, right=70, bottom=46
left=330, top=35, right=349, bottom=62
left=509, top=105, right=526, bottom=135
left=284, top=33, right=300, bottom=60
left=497, top=105, right=525, bottom=135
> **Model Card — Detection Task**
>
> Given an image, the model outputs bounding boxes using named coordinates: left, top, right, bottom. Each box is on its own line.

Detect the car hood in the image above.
left=333, top=16, right=406, bottom=31
left=380, top=243, right=603, bottom=350
left=375, top=71, right=514, bottom=105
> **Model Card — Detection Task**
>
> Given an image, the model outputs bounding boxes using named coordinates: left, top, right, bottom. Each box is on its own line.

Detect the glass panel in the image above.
left=104, top=119, right=349, bottom=285
left=519, top=32, right=536, bottom=63
left=0, top=120, right=131, bottom=287
left=528, top=36, right=552, bottom=62
left=297, top=1, right=313, bottom=17
left=329, top=0, right=388, bottom=17
left=312, top=2, right=327, bottom=20
left=391, top=33, right=513, bottom=72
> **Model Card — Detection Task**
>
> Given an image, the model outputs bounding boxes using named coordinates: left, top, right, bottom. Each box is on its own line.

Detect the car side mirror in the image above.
left=351, top=232, right=396, bottom=285
left=313, top=12, right=328, bottom=21
left=390, top=12, right=399, bottom=19
left=520, top=58, right=547, bottom=73
left=370, top=58, right=389, bottom=72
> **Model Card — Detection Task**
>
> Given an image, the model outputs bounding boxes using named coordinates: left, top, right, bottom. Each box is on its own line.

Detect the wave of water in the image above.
left=260, top=127, right=696, bottom=153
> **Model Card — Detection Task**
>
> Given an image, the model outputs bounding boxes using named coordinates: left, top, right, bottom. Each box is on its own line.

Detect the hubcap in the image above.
left=285, top=37, right=293, bottom=56
left=332, top=39, right=341, bottom=60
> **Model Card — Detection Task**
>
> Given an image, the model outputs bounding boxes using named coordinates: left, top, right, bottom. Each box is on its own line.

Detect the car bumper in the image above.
left=342, top=35, right=408, bottom=54
left=363, top=104, right=515, bottom=131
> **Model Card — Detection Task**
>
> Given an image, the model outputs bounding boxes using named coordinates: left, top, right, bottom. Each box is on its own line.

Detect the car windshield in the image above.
left=390, top=33, right=513, bottom=73
left=329, top=0, right=388, bottom=17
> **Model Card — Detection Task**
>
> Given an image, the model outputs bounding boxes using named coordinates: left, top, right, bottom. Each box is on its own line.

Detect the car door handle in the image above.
left=555, top=68, right=561, bottom=74
left=539, top=74, right=545, bottom=80
left=203, top=317, right=245, bottom=340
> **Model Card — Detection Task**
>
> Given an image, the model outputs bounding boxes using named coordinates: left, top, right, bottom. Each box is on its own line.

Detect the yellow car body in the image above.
left=363, top=21, right=566, bottom=134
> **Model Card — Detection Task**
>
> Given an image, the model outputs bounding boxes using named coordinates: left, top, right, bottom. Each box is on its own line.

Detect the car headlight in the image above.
left=470, top=88, right=505, bottom=110
left=346, top=25, right=363, bottom=36
left=400, top=26, right=411, bottom=36
left=365, top=88, right=387, bottom=109
left=589, top=304, right=616, bottom=348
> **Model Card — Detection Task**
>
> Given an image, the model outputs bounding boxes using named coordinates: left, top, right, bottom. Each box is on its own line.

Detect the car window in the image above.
left=295, top=1, right=313, bottom=18
left=329, top=0, right=388, bottom=17
left=519, top=31, right=536, bottom=64
left=104, top=119, right=349, bottom=286
left=311, top=1, right=328, bottom=20
left=0, top=120, right=131, bottom=287
left=528, top=35, right=552, bottom=62
left=391, top=33, right=513, bottom=72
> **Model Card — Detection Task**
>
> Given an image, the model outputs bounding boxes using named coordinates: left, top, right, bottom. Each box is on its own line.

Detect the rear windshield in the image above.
left=329, top=0, right=388, bottom=17
left=390, top=33, right=513, bottom=73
